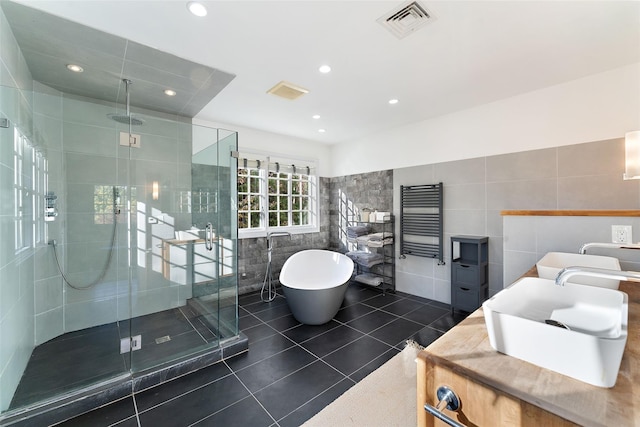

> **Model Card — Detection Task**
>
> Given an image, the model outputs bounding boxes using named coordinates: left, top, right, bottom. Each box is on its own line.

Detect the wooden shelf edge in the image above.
left=501, top=210, right=640, bottom=217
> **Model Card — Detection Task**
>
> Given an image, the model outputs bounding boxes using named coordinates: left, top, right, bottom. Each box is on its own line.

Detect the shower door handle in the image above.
left=205, top=223, right=214, bottom=251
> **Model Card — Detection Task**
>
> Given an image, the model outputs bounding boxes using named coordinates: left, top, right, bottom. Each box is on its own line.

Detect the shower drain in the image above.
left=155, top=335, right=171, bottom=344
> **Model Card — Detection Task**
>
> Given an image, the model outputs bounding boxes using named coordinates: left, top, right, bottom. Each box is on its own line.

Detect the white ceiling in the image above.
left=13, top=0, right=640, bottom=145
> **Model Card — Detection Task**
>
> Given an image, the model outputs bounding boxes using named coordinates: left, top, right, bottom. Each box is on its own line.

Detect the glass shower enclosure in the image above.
left=0, top=83, right=239, bottom=419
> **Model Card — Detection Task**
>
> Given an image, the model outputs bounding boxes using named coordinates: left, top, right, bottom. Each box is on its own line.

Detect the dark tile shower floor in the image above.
left=16, top=284, right=467, bottom=427
left=9, top=303, right=220, bottom=411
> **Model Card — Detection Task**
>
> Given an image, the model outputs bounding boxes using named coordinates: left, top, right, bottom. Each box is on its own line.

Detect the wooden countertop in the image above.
left=420, top=267, right=640, bottom=426
left=501, top=210, right=640, bottom=217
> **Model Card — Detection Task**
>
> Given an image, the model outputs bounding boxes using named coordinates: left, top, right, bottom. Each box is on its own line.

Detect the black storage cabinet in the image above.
left=450, top=236, right=488, bottom=313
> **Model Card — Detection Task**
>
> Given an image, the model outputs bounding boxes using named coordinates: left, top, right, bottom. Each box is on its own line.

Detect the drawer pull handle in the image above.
left=460, top=287, right=470, bottom=291
left=460, top=264, right=470, bottom=268
left=424, top=385, right=466, bottom=427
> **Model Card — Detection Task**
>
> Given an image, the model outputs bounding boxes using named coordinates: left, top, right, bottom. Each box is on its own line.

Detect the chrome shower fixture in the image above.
left=107, top=79, right=144, bottom=126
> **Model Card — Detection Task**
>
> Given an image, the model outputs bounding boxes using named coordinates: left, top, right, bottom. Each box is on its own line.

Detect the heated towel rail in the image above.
left=399, top=183, right=444, bottom=264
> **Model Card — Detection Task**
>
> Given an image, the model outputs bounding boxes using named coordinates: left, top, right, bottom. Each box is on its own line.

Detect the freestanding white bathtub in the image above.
left=279, top=250, right=354, bottom=325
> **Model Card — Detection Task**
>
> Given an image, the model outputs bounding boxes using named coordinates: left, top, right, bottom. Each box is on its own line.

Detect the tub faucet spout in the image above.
left=555, top=266, right=640, bottom=286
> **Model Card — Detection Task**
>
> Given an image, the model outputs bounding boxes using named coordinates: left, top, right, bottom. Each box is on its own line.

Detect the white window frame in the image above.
left=237, top=153, right=319, bottom=239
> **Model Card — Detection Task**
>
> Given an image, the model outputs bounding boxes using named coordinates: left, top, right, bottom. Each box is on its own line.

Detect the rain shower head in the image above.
left=107, top=113, right=144, bottom=126
left=108, top=79, right=144, bottom=125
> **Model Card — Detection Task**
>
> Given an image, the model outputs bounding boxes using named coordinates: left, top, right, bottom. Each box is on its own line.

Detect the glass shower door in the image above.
left=128, top=123, right=238, bottom=373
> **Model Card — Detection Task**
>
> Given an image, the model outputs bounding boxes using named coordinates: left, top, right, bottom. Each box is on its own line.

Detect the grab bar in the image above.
left=424, top=386, right=466, bottom=427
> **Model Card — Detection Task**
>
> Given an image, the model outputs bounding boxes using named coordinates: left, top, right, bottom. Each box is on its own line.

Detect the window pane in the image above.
left=279, top=180, right=287, bottom=194
left=269, top=196, right=277, bottom=210
left=292, top=211, right=300, bottom=225
left=279, top=196, right=288, bottom=210
left=269, top=212, right=278, bottom=227
left=301, top=211, right=309, bottom=224
left=238, top=178, right=247, bottom=193
left=268, top=178, right=277, bottom=193
left=301, top=196, right=309, bottom=209
left=238, top=194, right=248, bottom=210
left=250, top=195, right=260, bottom=210
left=292, top=197, right=300, bottom=210
left=250, top=177, right=259, bottom=191
left=250, top=169, right=260, bottom=176
left=292, top=181, right=300, bottom=195
left=250, top=212, right=261, bottom=228
left=279, top=212, right=288, bottom=226
left=238, top=212, right=248, bottom=229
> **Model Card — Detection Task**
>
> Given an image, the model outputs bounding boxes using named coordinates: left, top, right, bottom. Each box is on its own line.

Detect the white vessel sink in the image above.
left=483, top=277, right=628, bottom=387
left=536, top=252, right=621, bottom=289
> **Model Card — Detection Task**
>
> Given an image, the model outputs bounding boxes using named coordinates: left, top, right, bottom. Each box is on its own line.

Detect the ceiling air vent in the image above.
left=377, top=1, right=434, bottom=40
left=266, top=81, right=309, bottom=100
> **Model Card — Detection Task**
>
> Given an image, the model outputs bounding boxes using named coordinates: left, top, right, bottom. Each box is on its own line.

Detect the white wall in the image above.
left=330, top=63, right=640, bottom=177
left=192, top=118, right=333, bottom=177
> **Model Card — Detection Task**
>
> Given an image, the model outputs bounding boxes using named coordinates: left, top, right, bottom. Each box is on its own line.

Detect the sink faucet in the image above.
left=555, top=266, right=640, bottom=286
left=579, top=242, right=640, bottom=254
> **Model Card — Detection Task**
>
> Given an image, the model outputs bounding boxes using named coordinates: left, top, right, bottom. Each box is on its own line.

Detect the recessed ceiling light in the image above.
left=66, top=64, right=83, bottom=73
left=318, top=65, right=331, bottom=74
left=164, top=89, right=177, bottom=97
left=318, top=129, right=326, bottom=133
left=388, top=99, right=399, bottom=105
left=187, top=1, right=207, bottom=17
left=312, top=115, right=321, bottom=119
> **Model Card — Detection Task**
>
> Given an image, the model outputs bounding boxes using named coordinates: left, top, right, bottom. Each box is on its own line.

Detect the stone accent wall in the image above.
left=237, top=177, right=331, bottom=294
left=329, top=170, right=394, bottom=252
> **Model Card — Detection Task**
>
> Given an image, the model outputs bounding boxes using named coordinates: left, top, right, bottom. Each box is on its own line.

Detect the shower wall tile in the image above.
left=35, top=307, right=64, bottom=346
left=34, top=277, right=62, bottom=318
left=62, top=95, right=116, bottom=128
left=65, top=298, right=118, bottom=333
left=62, top=122, right=118, bottom=157
left=65, top=152, right=117, bottom=185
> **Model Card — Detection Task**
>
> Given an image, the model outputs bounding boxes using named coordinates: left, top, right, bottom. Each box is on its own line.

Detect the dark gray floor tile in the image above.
left=277, top=378, right=355, bottom=427
left=361, top=293, right=404, bottom=308
left=341, top=284, right=379, bottom=306
left=282, top=320, right=340, bottom=343
left=429, top=311, right=468, bottom=332
left=239, top=313, right=262, bottom=330
left=333, top=302, right=375, bottom=323
left=369, top=317, right=425, bottom=348
left=252, top=303, right=293, bottom=322
left=135, top=361, right=232, bottom=411
left=242, top=323, right=279, bottom=344
left=56, top=397, right=136, bottom=427
left=234, top=346, right=316, bottom=393
left=300, top=325, right=364, bottom=358
left=322, top=335, right=392, bottom=376
left=241, top=296, right=288, bottom=314
left=411, top=326, right=444, bottom=348
left=225, top=333, right=295, bottom=371
left=129, top=330, right=208, bottom=370
left=191, top=396, right=274, bottom=427
left=346, top=310, right=397, bottom=334
left=266, top=314, right=300, bottom=332
left=253, top=361, right=345, bottom=421
left=380, top=298, right=424, bottom=316
left=403, top=305, right=450, bottom=326
left=137, top=374, right=249, bottom=425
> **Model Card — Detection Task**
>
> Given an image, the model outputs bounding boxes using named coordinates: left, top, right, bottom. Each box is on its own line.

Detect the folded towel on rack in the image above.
left=368, top=237, right=393, bottom=248
left=346, top=251, right=384, bottom=268
left=354, top=273, right=383, bottom=287
left=347, top=225, right=370, bottom=238
left=368, top=232, right=393, bottom=241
